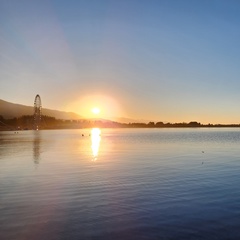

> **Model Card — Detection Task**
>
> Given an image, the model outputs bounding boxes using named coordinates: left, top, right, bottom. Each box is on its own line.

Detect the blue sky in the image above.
left=1, top=0, right=240, bottom=123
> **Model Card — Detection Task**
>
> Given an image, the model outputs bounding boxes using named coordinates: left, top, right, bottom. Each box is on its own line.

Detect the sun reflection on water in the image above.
left=91, top=128, right=101, bottom=161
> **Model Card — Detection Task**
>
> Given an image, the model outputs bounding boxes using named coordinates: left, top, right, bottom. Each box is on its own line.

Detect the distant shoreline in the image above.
left=2, top=125, right=240, bottom=131
left=1, top=115, right=240, bottom=131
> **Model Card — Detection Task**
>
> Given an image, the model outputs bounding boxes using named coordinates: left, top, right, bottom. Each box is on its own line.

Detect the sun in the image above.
left=91, top=107, right=100, bottom=115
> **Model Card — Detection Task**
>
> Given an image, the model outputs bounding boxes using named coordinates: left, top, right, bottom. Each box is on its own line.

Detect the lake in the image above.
left=1, top=128, right=240, bottom=240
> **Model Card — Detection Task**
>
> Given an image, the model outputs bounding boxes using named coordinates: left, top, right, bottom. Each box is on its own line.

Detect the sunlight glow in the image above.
left=91, top=128, right=101, bottom=161
left=92, top=107, right=100, bottom=115
left=67, top=94, right=123, bottom=119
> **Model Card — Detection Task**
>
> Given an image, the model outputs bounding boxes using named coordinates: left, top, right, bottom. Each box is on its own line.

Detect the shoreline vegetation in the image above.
left=1, top=115, right=240, bottom=131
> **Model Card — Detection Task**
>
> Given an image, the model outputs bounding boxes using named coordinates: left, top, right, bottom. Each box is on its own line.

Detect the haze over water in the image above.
left=1, top=128, right=240, bottom=239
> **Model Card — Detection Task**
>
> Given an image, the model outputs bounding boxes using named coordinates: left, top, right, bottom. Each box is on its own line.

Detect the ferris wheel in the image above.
left=33, top=94, right=42, bottom=130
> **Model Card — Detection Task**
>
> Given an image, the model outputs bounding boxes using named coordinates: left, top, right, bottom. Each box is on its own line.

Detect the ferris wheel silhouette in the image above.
left=33, top=94, right=42, bottom=130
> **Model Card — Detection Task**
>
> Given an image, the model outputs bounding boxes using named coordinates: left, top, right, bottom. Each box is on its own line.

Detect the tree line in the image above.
left=1, top=115, right=240, bottom=131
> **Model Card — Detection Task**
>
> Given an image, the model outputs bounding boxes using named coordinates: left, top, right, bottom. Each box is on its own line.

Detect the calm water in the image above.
left=1, top=128, right=240, bottom=240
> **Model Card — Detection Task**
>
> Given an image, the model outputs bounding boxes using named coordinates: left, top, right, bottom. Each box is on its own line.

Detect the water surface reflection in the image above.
left=91, top=128, right=101, bottom=161
left=33, top=131, right=41, bottom=164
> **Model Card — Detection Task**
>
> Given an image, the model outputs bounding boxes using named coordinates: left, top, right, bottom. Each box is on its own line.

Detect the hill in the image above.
left=112, top=117, right=151, bottom=124
left=0, top=99, right=82, bottom=120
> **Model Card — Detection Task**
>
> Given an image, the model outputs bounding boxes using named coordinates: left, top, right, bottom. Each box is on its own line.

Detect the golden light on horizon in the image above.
left=91, top=107, right=100, bottom=115
left=67, top=94, right=123, bottom=119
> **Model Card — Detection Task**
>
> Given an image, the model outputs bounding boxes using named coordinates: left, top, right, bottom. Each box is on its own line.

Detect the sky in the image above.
left=1, top=0, right=240, bottom=124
